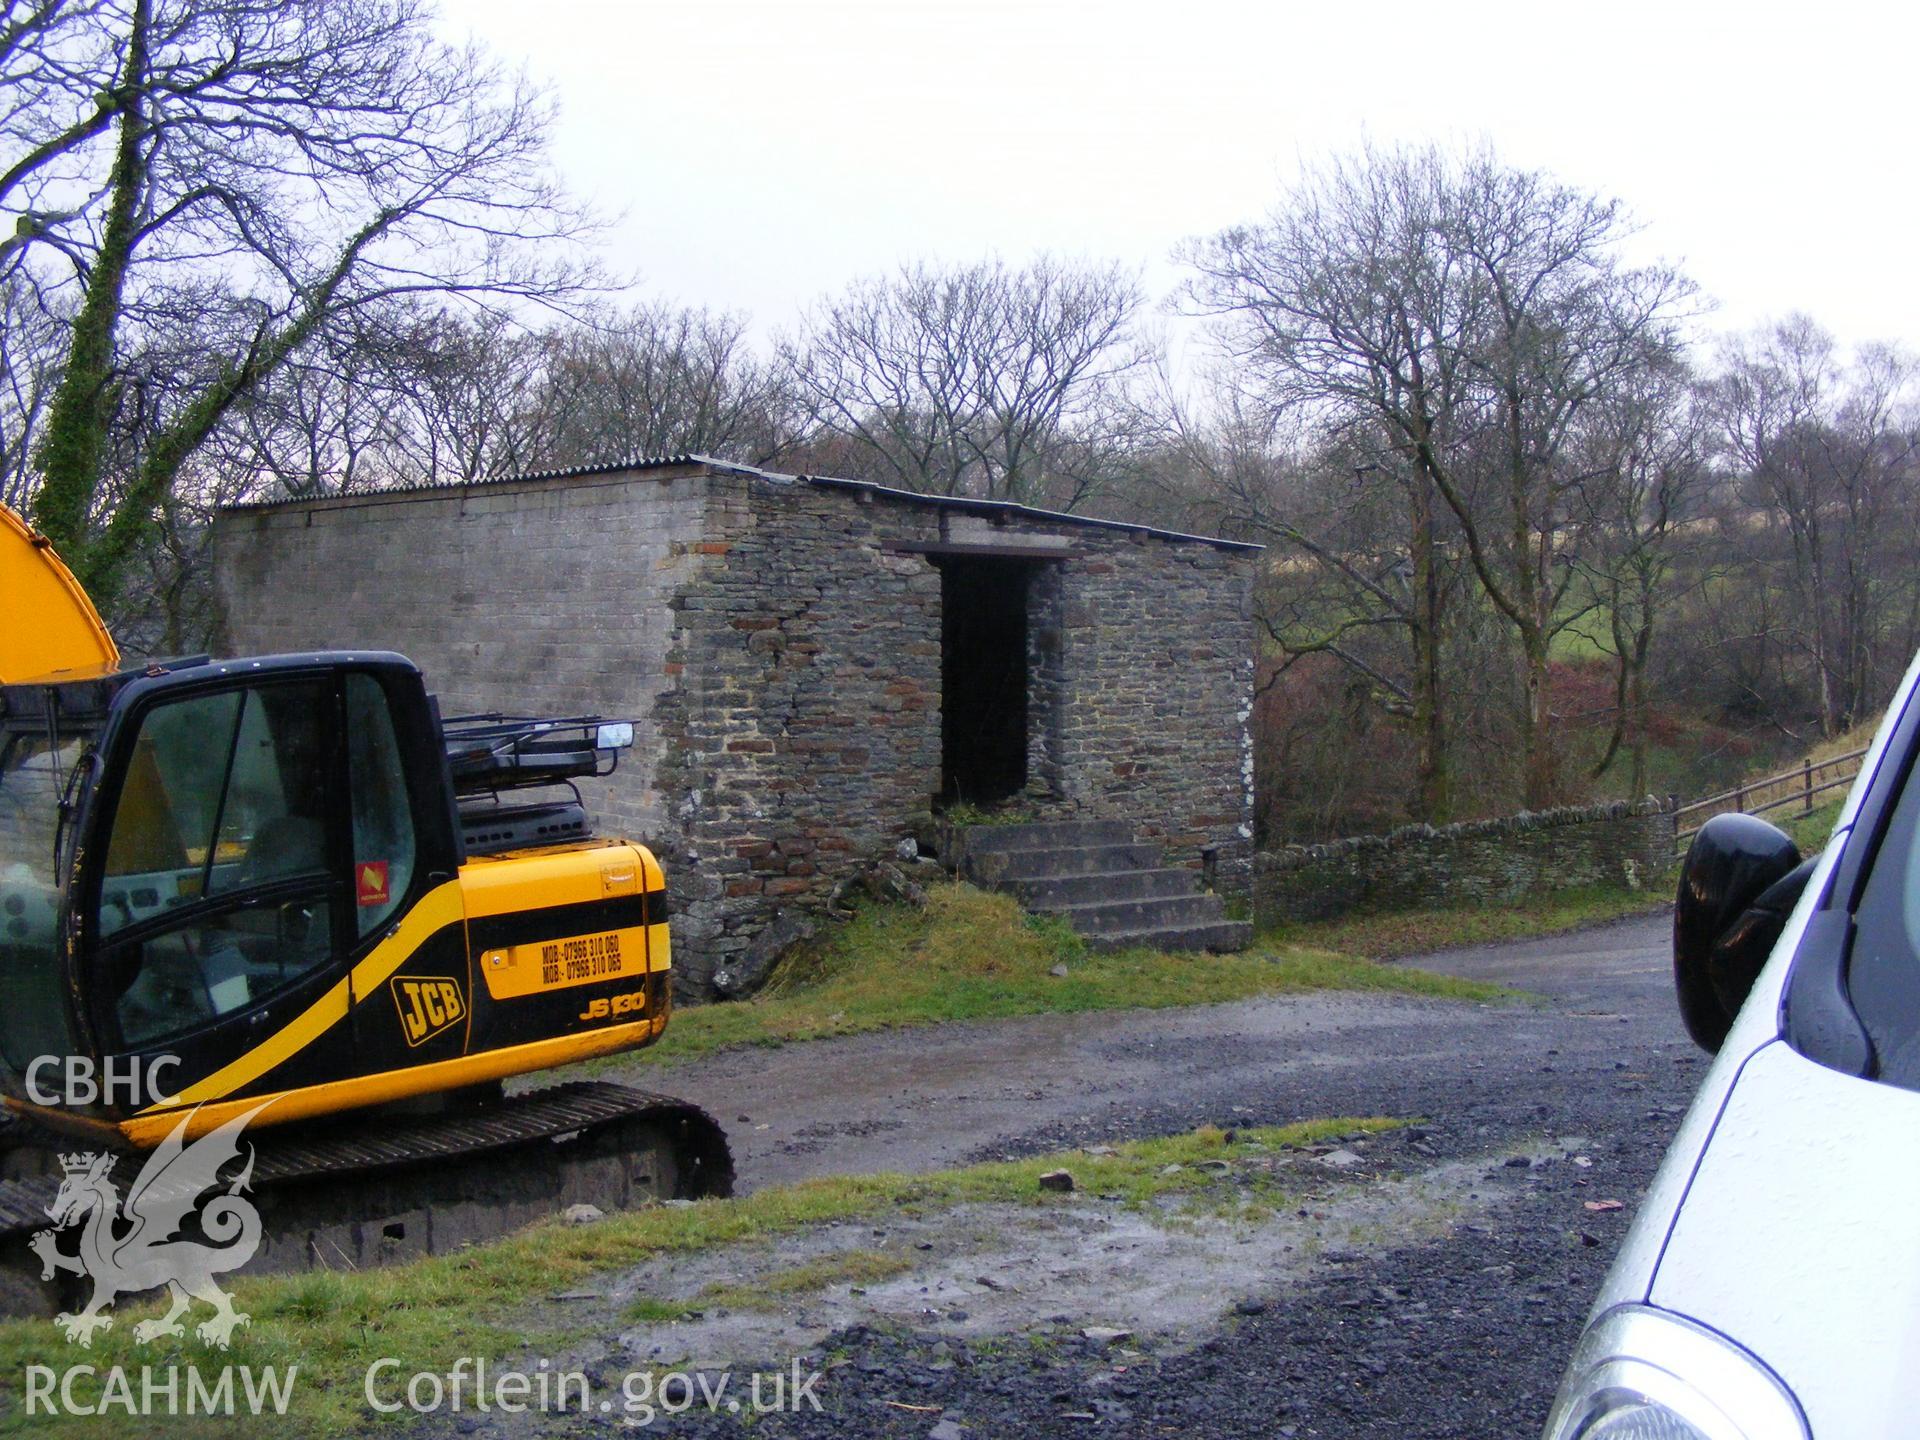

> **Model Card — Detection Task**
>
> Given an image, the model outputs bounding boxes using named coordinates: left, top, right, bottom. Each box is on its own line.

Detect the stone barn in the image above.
left=213, top=457, right=1260, bottom=995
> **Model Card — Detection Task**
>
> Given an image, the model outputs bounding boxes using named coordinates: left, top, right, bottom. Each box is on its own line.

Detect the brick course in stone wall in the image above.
left=1251, top=799, right=1679, bottom=925
left=213, top=461, right=1258, bottom=997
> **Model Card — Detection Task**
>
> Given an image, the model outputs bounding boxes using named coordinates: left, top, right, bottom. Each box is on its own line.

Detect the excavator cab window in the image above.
left=93, top=678, right=338, bottom=1050
left=0, top=728, right=89, bottom=1075
left=346, top=673, right=415, bottom=937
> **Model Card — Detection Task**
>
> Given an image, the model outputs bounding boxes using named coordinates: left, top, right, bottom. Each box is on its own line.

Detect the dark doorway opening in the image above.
left=937, top=557, right=1034, bottom=807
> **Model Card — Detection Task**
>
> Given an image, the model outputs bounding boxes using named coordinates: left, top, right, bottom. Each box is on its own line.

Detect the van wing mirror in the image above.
left=1673, top=813, right=1807, bottom=1053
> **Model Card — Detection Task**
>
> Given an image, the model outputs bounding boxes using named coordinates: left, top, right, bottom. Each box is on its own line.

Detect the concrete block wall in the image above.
left=212, top=467, right=710, bottom=843
left=1250, top=799, right=1680, bottom=925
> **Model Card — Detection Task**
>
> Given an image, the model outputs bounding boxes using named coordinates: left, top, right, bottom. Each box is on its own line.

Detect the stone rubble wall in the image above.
left=1251, top=799, right=1679, bottom=925
left=658, top=478, right=1258, bottom=992
left=1037, top=532, right=1256, bottom=890
left=650, top=480, right=946, bottom=992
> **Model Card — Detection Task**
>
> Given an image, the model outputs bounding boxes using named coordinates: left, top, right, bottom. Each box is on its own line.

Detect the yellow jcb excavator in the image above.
left=0, top=504, right=729, bottom=1312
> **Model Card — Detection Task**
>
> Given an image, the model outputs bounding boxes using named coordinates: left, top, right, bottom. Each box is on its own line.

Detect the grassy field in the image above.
left=0, top=1118, right=1400, bottom=1437
left=604, top=883, right=1519, bottom=1070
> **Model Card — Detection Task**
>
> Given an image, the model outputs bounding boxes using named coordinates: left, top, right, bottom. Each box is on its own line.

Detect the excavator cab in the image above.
left=0, top=649, right=707, bottom=1148
left=0, top=654, right=458, bottom=1129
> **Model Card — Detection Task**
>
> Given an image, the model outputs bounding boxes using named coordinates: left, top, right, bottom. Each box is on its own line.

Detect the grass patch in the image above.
left=694, top=1248, right=915, bottom=1314
left=0, top=1118, right=1399, bottom=1437
left=1686, top=711, right=1885, bottom=836
left=1237, top=947, right=1517, bottom=1000
left=1780, top=795, right=1846, bottom=855
left=621, top=1295, right=697, bottom=1325
left=604, top=884, right=1517, bottom=1070
left=1663, top=712, right=1874, bottom=867
left=1798, top=714, right=1883, bottom=770
left=939, top=801, right=1040, bottom=827
left=1269, top=883, right=1670, bottom=961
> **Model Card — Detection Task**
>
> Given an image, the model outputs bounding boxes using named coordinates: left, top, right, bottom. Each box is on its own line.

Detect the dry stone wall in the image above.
left=1251, top=799, right=1679, bottom=925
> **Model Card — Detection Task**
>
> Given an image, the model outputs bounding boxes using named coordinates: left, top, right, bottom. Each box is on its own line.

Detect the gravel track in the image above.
left=436, top=912, right=1702, bottom=1438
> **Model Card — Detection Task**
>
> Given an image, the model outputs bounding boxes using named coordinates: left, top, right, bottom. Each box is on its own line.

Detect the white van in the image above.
left=1543, top=651, right=1920, bottom=1439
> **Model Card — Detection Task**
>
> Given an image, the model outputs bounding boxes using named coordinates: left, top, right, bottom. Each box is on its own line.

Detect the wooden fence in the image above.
left=1673, top=745, right=1871, bottom=846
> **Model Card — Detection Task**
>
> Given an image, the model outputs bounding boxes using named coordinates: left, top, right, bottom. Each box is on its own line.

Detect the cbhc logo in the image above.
left=24, top=1055, right=180, bottom=1107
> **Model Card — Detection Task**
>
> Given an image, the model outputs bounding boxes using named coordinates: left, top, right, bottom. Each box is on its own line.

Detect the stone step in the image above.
left=1081, top=919, right=1254, bottom=955
left=1044, top=892, right=1231, bottom=936
left=1006, top=867, right=1200, bottom=909
left=953, top=818, right=1135, bottom=855
left=969, top=843, right=1166, bottom=883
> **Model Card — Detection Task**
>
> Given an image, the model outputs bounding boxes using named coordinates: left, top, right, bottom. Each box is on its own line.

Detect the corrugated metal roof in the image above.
left=217, top=454, right=749, bottom=510
left=796, top=473, right=1261, bottom=551
left=219, top=454, right=1262, bottom=552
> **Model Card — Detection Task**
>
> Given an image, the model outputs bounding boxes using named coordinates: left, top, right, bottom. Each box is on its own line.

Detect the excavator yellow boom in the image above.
left=0, top=504, right=119, bottom=684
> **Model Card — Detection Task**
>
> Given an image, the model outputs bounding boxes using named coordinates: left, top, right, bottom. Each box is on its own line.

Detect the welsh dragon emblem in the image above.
left=28, top=1104, right=269, bottom=1349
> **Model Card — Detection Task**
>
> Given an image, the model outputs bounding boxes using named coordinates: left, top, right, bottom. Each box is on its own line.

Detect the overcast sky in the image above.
left=447, top=0, right=1917, bottom=355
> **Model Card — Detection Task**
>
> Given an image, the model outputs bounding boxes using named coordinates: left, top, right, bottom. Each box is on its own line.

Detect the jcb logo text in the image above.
left=392, top=976, right=467, bottom=1046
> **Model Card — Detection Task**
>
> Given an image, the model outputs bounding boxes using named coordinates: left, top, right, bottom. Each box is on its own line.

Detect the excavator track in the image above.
left=0, top=1082, right=732, bottom=1317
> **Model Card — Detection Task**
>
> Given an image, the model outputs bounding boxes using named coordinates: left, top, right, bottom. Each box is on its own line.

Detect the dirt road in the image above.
left=646, top=911, right=1682, bottom=1192
left=451, top=913, right=1701, bottom=1439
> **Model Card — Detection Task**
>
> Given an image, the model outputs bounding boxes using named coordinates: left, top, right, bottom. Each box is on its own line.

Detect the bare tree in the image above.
left=1165, top=375, right=1465, bottom=821
left=786, top=255, right=1152, bottom=509
left=1710, top=317, right=1920, bottom=735
left=12, top=0, right=599, bottom=608
left=1567, top=359, right=1711, bottom=794
left=0, top=272, right=64, bottom=509
left=214, top=320, right=417, bottom=501
left=532, top=302, right=797, bottom=468
left=0, top=0, right=123, bottom=280
left=370, top=307, right=549, bottom=485
left=1184, top=142, right=1696, bottom=807
left=194, top=297, right=799, bottom=532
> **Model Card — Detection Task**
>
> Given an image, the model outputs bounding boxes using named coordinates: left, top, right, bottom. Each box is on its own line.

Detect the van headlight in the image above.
left=1543, top=1306, right=1807, bottom=1440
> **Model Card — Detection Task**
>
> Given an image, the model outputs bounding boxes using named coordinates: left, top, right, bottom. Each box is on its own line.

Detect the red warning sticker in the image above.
left=356, top=860, right=391, bottom=908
